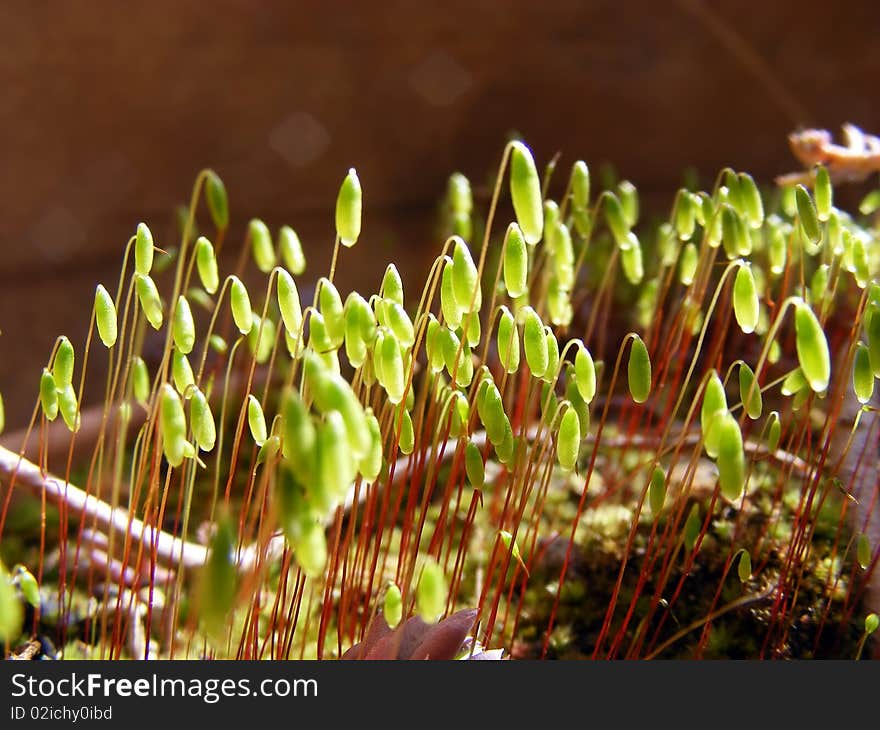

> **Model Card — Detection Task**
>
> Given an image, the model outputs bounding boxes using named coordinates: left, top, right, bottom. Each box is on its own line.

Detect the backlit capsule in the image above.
left=814, top=165, right=832, bottom=222
left=738, top=173, right=764, bottom=229
left=496, top=306, right=520, bottom=374
left=383, top=584, right=403, bottom=629
left=679, top=242, right=698, bottom=286
left=160, top=384, right=187, bottom=467
left=397, top=408, right=415, bottom=455
left=53, top=336, right=75, bottom=390
left=247, top=394, right=268, bottom=446
left=557, top=405, right=581, bottom=472
left=379, top=330, right=406, bottom=405
left=521, top=306, right=548, bottom=379
left=543, top=327, right=560, bottom=382
left=172, top=295, right=195, bottom=354
left=131, top=356, right=150, bottom=406
left=190, top=388, right=216, bottom=452
left=135, top=222, right=154, bottom=276
left=794, top=300, right=830, bottom=392
left=440, top=257, right=463, bottom=328
left=248, top=218, right=275, bottom=273
left=277, top=269, right=303, bottom=337
left=795, top=184, right=821, bottom=245
left=39, top=369, right=58, bottom=421
left=620, top=234, right=643, bottom=284
left=503, top=223, right=528, bottom=299
left=335, top=168, right=362, bottom=247
left=171, top=350, right=195, bottom=394
left=509, top=141, right=543, bottom=245
left=318, top=278, right=345, bottom=347
left=571, top=160, right=590, bottom=210
left=766, top=411, right=781, bottom=453
left=359, top=410, right=383, bottom=483
left=229, top=276, right=253, bottom=335
left=733, top=264, right=759, bottom=334
left=465, top=441, right=484, bottom=487
left=649, top=466, right=666, bottom=517
left=853, top=342, right=874, bottom=404
left=604, top=192, right=629, bottom=248
left=278, top=226, right=306, bottom=275
left=451, top=237, right=481, bottom=313
left=195, top=236, right=220, bottom=294
left=627, top=335, right=651, bottom=404
left=136, top=274, right=164, bottom=330
left=204, top=170, right=229, bottom=230
left=738, top=363, right=762, bottom=419
left=701, top=371, right=727, bottom=458
left=94, top=284, right=118, bottom=348
left=737, top=549, right=752, bottom=582
left=716, top=411, right=745, bottom=502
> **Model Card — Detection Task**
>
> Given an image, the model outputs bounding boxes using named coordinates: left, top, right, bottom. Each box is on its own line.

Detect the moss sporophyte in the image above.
left=1, top=133, right=879, bottom=660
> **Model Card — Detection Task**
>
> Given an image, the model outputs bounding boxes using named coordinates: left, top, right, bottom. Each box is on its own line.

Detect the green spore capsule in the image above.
left=716, top=411, right=745, bottom=502
left=852, top=233, right=870, bottom=287
left=503, top=223, right=528, bottom=299
left=521, top=306, right=548, bottom=379
left=39, top=368, right=58, bottom=421
left=380, top=264, right=405, bottom=306
left=13, top=565, right=40, bottom=609
left=738, top=363, right=762, bottom=419
left=131, top=356, right=150, bottom=407
left=795, top=184, right=821, bottom=245
left=416, top=558, right=447, bottom=623
left=171, top=350, right=195, bottom=395
left=781, top=367, right=808, bottom=397
left=172, top=295, right=195, bottom=354
left=509, top=140, right=543, bottom=245
left=627, top=335, right=651, bottom=404
left=721, top=205, right=748, bottom=259
left=546, top=276, right=572, bottom=327
left=383, top=583, right=403, bottom=629
left=440, top=257, right=463, bottom=329
left=190, top=388, right=216, bottom=452
left=766, top=411, right=781, bottom=453
left=543, top=327, right=560, bottom=382
left=204, top=170, right=229, bottom=230
left=229, top=276, right=253, bottom=335
left=53, top=336, right=75, bottom=390
left=620, top=234, right=644, bottom=284
left=477, top=380, right=508, bottom=446
left=58, top=384, right=80, bottom=433
left=379, top=330, right=406, bottom=405
left=794, top=300, right=830, bottom=392
left=701, top=371, right=727, bottom=458
left=308, top=364, right=371, bottom=459
left=281, top=390, right=316, bottom=482
left=159, top=384, right=187, bottom=467
left=451, top=237, right=481, bottom=313
left=385, top=301, right=415, bottom=349
left=604, top=191, right=630, bottom=248
left=136, top=274, right=164, bottom=330
left=247, top=394, right=268, bottom=446
left=449, top=390, right=469, bottom=438
left=857, top=533, right=872, bottom=570
left=679, top=242, right=698, bottom=286
left=0, top=561, right=23, bottom=643
left=278, top=225, right=306, bottom=275
left=247, top=313, right=276, bottom=365
left=294, top=520, right=327, bottom=580
left=868, top=304, right=880, bottom=376
left=860, top=190, right=880, bottom=216
left=465, top=441, right=484, bottom=488
left=684, top=503, right=701, bottom=552
left=649, top=466, right=666, bottom=517
left=737, top=549, right=752, bottom=582
left=397, top=408, right=415, bottom=455
left=200, top=516, right=237, bottom=637
left=448, top=172, right=473, bottom=217
left=617, top=180, right=639, bottom=227
left=319, top=411, right=356, bottom=505
left=865, top=613, right=879, bottom=636
left=94, top=284, right=118, bottom=348
left=571, top=160, right=590, bottom=210
left=733, top=264, right=759, bottom=334
left=738, top=173, right=764, bottom=229
left=497, top=306, right=520, bottom=374
left=854, top=343, right=874, bottom=404
left=557, top=405, right=581, bottom=472
left=674, top=191, right=695, bottom=241
left=335, top=168, right=362, bottom=247
left=318, top=278, right=345, bottom=347
left=572, top=345, right=597, bottom=406
left=256, top=435, right=281, bottom=466
left=814, top=165, right=832, bottom=221
left=359, top=410, right=383, bottom=482
left=277, top=268, right=303, bottom=338
left=135, top=222, right=154, bottom=276
left=195, top=236, right=219, bottom=294
left=248, top=218, right=275, bottom=273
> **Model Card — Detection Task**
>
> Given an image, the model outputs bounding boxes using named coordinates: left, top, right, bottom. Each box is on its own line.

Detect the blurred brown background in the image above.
left=1, top=0, right=879, bottom=430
